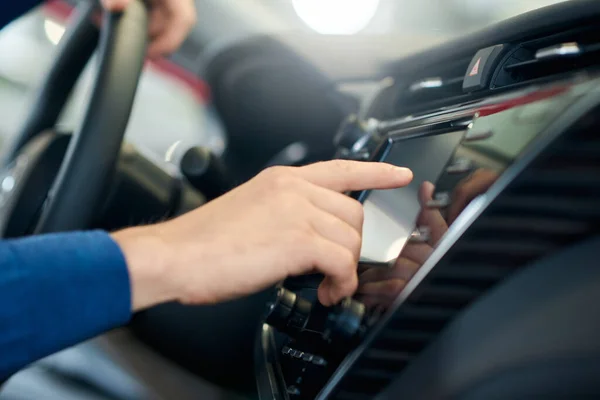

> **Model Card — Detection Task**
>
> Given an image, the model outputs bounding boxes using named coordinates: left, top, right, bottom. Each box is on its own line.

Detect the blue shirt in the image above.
left=1, top=3, right=132, bottom=379
left=0, top=231, right=131, bottom=379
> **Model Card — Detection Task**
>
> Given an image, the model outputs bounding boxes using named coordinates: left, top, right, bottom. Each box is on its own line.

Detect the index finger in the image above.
left=296, top=160, right=413, bottom=193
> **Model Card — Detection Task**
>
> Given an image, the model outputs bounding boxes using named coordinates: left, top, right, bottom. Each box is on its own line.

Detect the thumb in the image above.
left=100, top=0, right=131, bottom=12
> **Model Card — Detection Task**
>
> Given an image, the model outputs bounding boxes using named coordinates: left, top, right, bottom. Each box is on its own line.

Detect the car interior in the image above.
left=0, top=0, right=599, bottom=399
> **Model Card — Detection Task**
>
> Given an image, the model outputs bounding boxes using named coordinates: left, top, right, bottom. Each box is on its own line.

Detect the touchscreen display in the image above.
left=355, top=85, right=581, bottom=310
left=360, top=130, right=466, bottom=263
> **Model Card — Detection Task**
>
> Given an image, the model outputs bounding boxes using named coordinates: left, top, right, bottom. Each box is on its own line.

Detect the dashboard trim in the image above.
left=256, top=325, right=288, bottom=400
left=315, top=78, right=600, bottom=399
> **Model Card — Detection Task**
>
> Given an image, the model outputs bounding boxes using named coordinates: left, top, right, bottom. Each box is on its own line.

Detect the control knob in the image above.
left=265, top=288, right=367, bottom=346
left=264, top=287, right=312, bottom=336
left=334, top=114, right=380, bottom=159
left=180, top=146, right=233, bottom=200
left=323, top=297, right=367, bottom=344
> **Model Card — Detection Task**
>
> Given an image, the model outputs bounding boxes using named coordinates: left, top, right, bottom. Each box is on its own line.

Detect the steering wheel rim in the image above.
left=2, top=0, right=147, bottom=234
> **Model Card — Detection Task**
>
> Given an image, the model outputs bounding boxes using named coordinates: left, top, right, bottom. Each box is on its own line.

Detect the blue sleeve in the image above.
left=0, top=231, right=132, bottom=379
left=0, top=0, right=43, bottom=31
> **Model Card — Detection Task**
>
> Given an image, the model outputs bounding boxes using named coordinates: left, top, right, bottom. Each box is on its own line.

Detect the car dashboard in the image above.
left=255, top=1, right=600, bottom=399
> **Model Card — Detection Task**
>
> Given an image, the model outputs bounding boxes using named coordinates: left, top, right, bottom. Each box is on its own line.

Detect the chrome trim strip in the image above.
left=536, top=42, right=581, bottom=60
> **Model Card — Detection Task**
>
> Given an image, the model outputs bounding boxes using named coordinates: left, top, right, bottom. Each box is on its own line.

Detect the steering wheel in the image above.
left=0, top=0, right=147, bottom=236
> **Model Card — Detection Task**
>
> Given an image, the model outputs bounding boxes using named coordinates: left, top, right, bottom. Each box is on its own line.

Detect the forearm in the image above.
left=0, top=231, right=131, bottom=379
left=111, top=225, right=176, bottom=311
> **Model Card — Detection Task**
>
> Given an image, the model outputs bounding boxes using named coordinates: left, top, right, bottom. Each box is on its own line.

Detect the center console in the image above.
left=255, top=71, right=600, bottom=399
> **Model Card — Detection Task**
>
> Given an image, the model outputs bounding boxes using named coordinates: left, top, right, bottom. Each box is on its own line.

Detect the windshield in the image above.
left=185, top=0, right=572, bottom=66
left=192, top=0, right=571, bottom=42
left=290, top=0, right=570, bottom=35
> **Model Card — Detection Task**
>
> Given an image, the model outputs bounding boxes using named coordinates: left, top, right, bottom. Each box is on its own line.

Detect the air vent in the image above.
left=494, top=25, right=600, bottom=88
left=319, top=104, right=600, bottom=400
left=395, top=57, right=472, bottom=116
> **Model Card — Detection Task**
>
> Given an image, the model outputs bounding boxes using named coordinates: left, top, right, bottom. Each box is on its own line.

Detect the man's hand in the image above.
left=101, top=0, right=196, bottom=58
left=112, top=161, right=413, bottom=311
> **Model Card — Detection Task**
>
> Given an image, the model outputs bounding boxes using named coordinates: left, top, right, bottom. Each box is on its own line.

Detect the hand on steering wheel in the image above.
left=101, top=0, right=196, bottom=58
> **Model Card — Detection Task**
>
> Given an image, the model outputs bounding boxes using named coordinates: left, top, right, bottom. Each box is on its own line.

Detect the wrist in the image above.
left=111, top=225, right=176, bottom=311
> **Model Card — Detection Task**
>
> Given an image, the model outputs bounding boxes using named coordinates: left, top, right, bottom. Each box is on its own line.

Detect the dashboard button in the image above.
left=282, top=347, right=328, bottom=366
left=463, top=44, right=506, bottom=92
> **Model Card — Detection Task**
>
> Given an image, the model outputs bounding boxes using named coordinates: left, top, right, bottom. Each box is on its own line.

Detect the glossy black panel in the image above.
left=356, top=79, right=585, bottom=311
left=318, top=77, right=600, bottom=400
left=359, top=130, right=466, bottom=263
left=266, top=74, right=600, bottom=400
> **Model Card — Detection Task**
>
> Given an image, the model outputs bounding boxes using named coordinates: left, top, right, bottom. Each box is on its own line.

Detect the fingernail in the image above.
left=395, top=167, right=413, bottom=179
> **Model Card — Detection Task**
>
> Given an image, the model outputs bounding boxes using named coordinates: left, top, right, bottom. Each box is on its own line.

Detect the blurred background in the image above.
left=0, top=0, right=569, bottom=165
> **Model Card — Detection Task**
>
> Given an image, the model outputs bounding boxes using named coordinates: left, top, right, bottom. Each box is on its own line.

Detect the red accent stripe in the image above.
left=477, top=86, right=568, bottom=117
left=42, top=0, right=211, bottom=103
left=147, top=58, right=211, bottom=102
left=43, top=0, right=73, bottom=20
